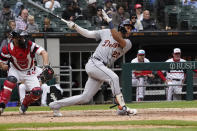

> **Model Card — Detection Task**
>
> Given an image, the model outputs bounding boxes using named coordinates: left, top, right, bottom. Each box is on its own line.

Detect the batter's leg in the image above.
left=86, top=61, right=121, bottom=96
left=86, top=60, right=137, bottom=115
left=49, top=77, right=102, bottom=116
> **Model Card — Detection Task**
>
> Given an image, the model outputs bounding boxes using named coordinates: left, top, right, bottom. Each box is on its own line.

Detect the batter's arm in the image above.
left=75, top=25, right=97, bottom=39
left=40, top=50, right=49, bottom=66
left=111, top=29, right=126, bottom=48
left=101, top=9, right=126, bottom=48
left=67, top=21, right=97, bottom=39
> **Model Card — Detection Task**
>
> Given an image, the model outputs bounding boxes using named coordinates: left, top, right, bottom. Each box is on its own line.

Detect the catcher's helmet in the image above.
left=11, top=30, right=29, bottom=48
left=11, top=29, right=28, bottom=38
left=118, top=19, right=134, bottom=34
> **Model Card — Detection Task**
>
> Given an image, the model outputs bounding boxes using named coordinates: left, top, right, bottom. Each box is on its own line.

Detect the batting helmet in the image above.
left=118, top=19, right=134, bottom=34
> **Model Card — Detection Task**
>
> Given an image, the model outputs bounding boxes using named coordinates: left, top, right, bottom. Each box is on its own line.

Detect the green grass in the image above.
left=1, top=120, right=197, bottom=131
left=4, top=100, right=197, bottom=112
left=1, top=101, right=197, bottom=131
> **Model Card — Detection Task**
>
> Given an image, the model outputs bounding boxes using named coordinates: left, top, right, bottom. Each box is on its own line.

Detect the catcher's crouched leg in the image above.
left=19, top=87, right=42, bottom=114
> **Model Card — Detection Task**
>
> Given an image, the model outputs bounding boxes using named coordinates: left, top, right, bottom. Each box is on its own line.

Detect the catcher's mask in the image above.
left=11, top=30, right=29, bottom=48
left=118, top=19, right=134, bottom=38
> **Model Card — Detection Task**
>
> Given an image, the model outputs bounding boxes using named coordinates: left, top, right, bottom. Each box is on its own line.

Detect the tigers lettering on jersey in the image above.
left=102, top=40, right=121, bottom=58
left=93, top=29, right=132, bottom=66
left=102, top=40, right=120, bottom=48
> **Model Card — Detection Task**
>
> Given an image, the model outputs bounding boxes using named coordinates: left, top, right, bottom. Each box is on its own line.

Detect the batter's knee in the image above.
left=80, top=94, right=91, bottom=104
left=31, top=87, right=43, bottom=96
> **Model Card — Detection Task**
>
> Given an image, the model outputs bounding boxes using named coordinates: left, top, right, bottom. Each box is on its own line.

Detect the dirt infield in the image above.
left=1, top=108, right=197, bottom=130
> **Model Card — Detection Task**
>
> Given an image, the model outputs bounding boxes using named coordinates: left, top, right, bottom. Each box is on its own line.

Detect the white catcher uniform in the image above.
left=18, top=66, right=49, bottom=106
left=50, top=29, right=132, bottom=109
left=131, top=57, right=150, bottom=101
left=165, top=58, right=186, bottom=101
left=0, top=41, right=44, bottom=91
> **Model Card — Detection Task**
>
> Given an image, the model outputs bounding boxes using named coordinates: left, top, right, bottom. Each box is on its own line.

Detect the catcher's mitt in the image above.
left=40, top=65, right=54, bottom=83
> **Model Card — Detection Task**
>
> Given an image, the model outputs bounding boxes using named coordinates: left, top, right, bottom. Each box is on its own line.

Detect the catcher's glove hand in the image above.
left=40, top=65, right=54, bottom=83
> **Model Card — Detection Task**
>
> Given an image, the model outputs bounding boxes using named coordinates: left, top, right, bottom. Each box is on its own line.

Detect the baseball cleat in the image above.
left=49, top=102, right=62, bottom=117
left=53, top=109, right=62, bottom=117
left=126, top=108, right=137, bottom=115
left=117, top=106, right=137, bottom=116
left=19, top=104, right=28, bottom=114
left=0, top=103, right=5, bottom=116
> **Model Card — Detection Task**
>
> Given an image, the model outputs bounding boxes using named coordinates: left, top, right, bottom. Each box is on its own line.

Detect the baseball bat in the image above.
left=27, top=0, right=69, bottom=24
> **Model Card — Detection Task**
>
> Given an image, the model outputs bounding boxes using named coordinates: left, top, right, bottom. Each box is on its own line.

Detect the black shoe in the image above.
left=0, top=103, right=5, bottom=116
left=19, top=104, right=28, bottom=114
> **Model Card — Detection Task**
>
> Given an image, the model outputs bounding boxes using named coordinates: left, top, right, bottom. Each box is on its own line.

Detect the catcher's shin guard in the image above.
left=0, top=76, right=17, bottom=104
left=22, top=87, right=43, bottom=107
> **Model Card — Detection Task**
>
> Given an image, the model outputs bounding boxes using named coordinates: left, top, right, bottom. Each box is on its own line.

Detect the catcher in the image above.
left=131, top=49, right=154, bottom=101
left=0, top=30, right=53, bottom=115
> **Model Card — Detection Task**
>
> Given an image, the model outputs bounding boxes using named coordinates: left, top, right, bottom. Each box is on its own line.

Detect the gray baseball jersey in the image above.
left=93, top=29, right=132, bottom=66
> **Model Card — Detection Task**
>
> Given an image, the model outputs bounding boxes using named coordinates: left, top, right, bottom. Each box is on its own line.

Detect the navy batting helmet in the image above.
left=118, top=19, right=134, bottom=34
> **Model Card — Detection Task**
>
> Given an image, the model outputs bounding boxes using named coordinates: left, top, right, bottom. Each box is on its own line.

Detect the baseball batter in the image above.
left=131, top=49, right=153, bottom=101
left=49, top=10, right=137, bottom=117
left=0, top=30, right=49, bottom=115
left=158, top=48, right=186, bottom=101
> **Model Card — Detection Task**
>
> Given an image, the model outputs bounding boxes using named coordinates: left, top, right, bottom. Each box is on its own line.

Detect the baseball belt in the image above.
left=93, top=56, right=107, bottom=66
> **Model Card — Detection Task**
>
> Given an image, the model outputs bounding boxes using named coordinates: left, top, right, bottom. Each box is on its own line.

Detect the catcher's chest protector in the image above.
left=46, top=86, right=63, bottom=105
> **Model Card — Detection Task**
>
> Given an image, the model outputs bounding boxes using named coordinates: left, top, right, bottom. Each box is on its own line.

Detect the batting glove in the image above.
left=67, top=21, right=76, bottom=30
left=102, top=9, right=112, bottom=23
